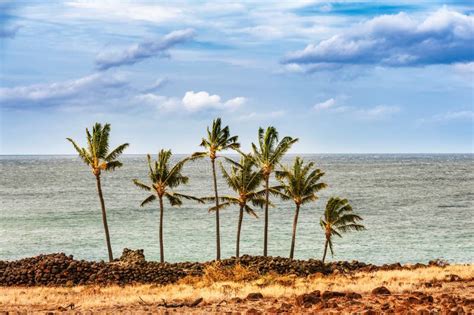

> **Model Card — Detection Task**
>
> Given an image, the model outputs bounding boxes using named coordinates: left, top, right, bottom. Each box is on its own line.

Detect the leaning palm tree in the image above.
left=133, top=150, right=202, bottom=263
left=251, top=126, right=298, bottom=256
left=66, top=123, right=129, bottom=262
left=320, top=197, right=365, bottom=263
left=192, top=118, right=240, bottom=260
left=275, top=157, right=327, bottom=259
left=204, top=154, right=264, bottom=257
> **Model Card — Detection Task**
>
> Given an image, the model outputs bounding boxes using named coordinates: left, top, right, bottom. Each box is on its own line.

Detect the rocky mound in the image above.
left=0, top=249, right=447, bottom=287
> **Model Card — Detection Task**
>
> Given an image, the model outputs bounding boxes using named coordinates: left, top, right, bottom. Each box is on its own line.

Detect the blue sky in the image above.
left=0, top=0, right=473, bottom=154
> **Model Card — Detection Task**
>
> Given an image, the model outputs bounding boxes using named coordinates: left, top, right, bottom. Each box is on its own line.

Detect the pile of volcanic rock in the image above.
left=0, top=249, right=446, bottom=287
left=216, top=255, right=371, bottom=276
left=0, top=250, right=202, bottom=287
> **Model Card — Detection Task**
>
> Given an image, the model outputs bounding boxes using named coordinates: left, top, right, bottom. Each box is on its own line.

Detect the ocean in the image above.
left=1, top=154, right=473, bottom=265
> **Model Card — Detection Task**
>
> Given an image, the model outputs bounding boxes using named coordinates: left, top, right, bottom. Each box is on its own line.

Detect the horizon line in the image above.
left=1, top=152, right=473, bottom=156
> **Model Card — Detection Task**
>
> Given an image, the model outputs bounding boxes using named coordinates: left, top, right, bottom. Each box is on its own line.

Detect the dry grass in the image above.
left=0, top=264, right=472, bottom=311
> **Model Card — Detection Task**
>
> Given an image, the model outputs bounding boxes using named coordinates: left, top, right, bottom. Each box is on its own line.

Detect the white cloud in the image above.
left=237, top=110, right=286, bottom=121
left=0, top=73, right=128, bottom=107
left=223, top=96, right=246, bottom=110
left=314, top=98, right=336, bottom=110
left=454, top=62, right=474, bottom=78
left=182, top=91, right=221, bottom=111
left=95, top=28, right=195, bottom=70
left=65, top=1, right=182, bottom=23
left=284, top=8, right=474, bottom=70
left=142, top=78, right=168, bottom=93
left=359, top=105, right=400, bottom=120
left=312, top=98, right=400, bottom=120
left=136, top=90, right=246, bottom=113
left=418, top=110, right=474, bottom=124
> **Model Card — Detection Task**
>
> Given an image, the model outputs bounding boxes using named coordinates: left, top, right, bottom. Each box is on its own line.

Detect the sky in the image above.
left=0, top=0, right=473, bottom=154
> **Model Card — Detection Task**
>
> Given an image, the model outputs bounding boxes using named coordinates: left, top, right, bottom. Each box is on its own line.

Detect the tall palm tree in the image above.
left=251, top=126, right=298, bottom=256
left=320, top=197, right=365, bottom=263
left=192, top=118, right=240, bottom=260
left=66, top=123, right=129, bottom=262
left=274, top=157, right=327, bottom=259
left=204, top=155, right=265, bottom=257
left=133, top=150, right=202, bottom=263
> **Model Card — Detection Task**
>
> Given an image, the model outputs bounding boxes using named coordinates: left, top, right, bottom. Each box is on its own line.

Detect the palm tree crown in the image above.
left=275, top=157, right=327, bottom=206
left=251, top=127, right=298, bottom=177
left=320, top=197, right=365, bottom=262
left=192, top=117, right=240, bottom=160
left=133, top=150, right=201, bottom=206
left=67, top=123, right=129, bottom=175
left=208, top=155, right=265, bottom=216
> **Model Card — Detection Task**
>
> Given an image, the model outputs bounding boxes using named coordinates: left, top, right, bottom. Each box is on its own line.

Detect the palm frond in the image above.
left=202, top=196, right=240, bottom=203
left=209, top=202, right=232, bottom=212
left=244, top=205, right=259, bottom=218
left=133, top=179, right=152, bottom=191
left=105, top=143, right=129, bottom=162
left=104, top=160, right=123, bottom=171
left=190, top=151, right=208, bottom=160
left=328, top=238, right=334, bottom=256
left=140, top=194, right=156, bottom=207
left=165, top=193, right=182, bottom=206
left=97, top=123, right=111, bottom=159
left=337, top=223, right=366, bottom=233
left=171, top=192, right=204, bottom=204
left=66, top=138, right=91, bottom=165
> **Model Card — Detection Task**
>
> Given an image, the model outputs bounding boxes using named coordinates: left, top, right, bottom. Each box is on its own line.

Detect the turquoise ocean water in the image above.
left=1, top=154, right=473, bottom=264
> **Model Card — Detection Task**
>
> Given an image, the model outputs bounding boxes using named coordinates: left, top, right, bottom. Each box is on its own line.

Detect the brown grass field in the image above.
left=1, top=264, right=473, bottom=314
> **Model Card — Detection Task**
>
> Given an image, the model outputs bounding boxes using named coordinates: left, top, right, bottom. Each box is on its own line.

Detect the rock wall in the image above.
left=0, top=249, right=445, bottom=287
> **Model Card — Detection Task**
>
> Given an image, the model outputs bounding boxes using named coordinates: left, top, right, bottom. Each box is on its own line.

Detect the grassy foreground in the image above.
left=1, top=264, right=472, bottom=313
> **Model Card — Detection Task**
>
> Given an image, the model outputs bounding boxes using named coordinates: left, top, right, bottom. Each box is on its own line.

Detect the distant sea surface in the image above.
left=1, top=154, right=473, bottom=264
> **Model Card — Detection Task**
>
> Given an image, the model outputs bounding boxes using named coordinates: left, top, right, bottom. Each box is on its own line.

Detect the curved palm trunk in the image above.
left=322, top=237, right=329, bottom=263
left=289, top=204, right=300, bottom=259
left=211, top=159, right=221, bottom=261
left=158, top=195, right=165, bottom=263
left=236, top=205, right=244, bottom=258
left=95, top=174, right=113, bottom=262
left=263, top=175, right=269, bottom=257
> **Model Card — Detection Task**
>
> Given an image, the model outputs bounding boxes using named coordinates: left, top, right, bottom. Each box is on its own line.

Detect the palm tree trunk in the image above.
left=158, top=195, right=165, bottom=263
left=263, top=175, right=269, bottom=257
left=95, top=174, right=113, bottom=262
left=322, top=237, right=329, bottom=263
left=289, top=204, right=300, bottom=259
left=211, top=158, right=221, bottom=261
left=236, top=205, right=244, bottom=258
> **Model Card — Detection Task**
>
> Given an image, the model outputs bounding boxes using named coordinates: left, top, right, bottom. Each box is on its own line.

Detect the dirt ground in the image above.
left=1, top=264, right=472, bottom=314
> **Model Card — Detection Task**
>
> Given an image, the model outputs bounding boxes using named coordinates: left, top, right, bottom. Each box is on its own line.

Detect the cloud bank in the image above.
left=95, top=28, right=195, bottom=70
left=284, top=8, right=474, bottom=70
left=0, top=73, right=128, bottom=108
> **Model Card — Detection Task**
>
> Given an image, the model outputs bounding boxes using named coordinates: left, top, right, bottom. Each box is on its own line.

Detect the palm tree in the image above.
left=274, top=157, right=327, bottom=259
left=133, top=150, right=202, bottom=263
left=204, top=155, right=264, bottom=258
left=320, top=197, right=365, bottom=263
left=251, top=126, right=298, bottom=256
left=192, top=118, right=240, bottom=260
left=66, top=123, right=129, bottom=262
